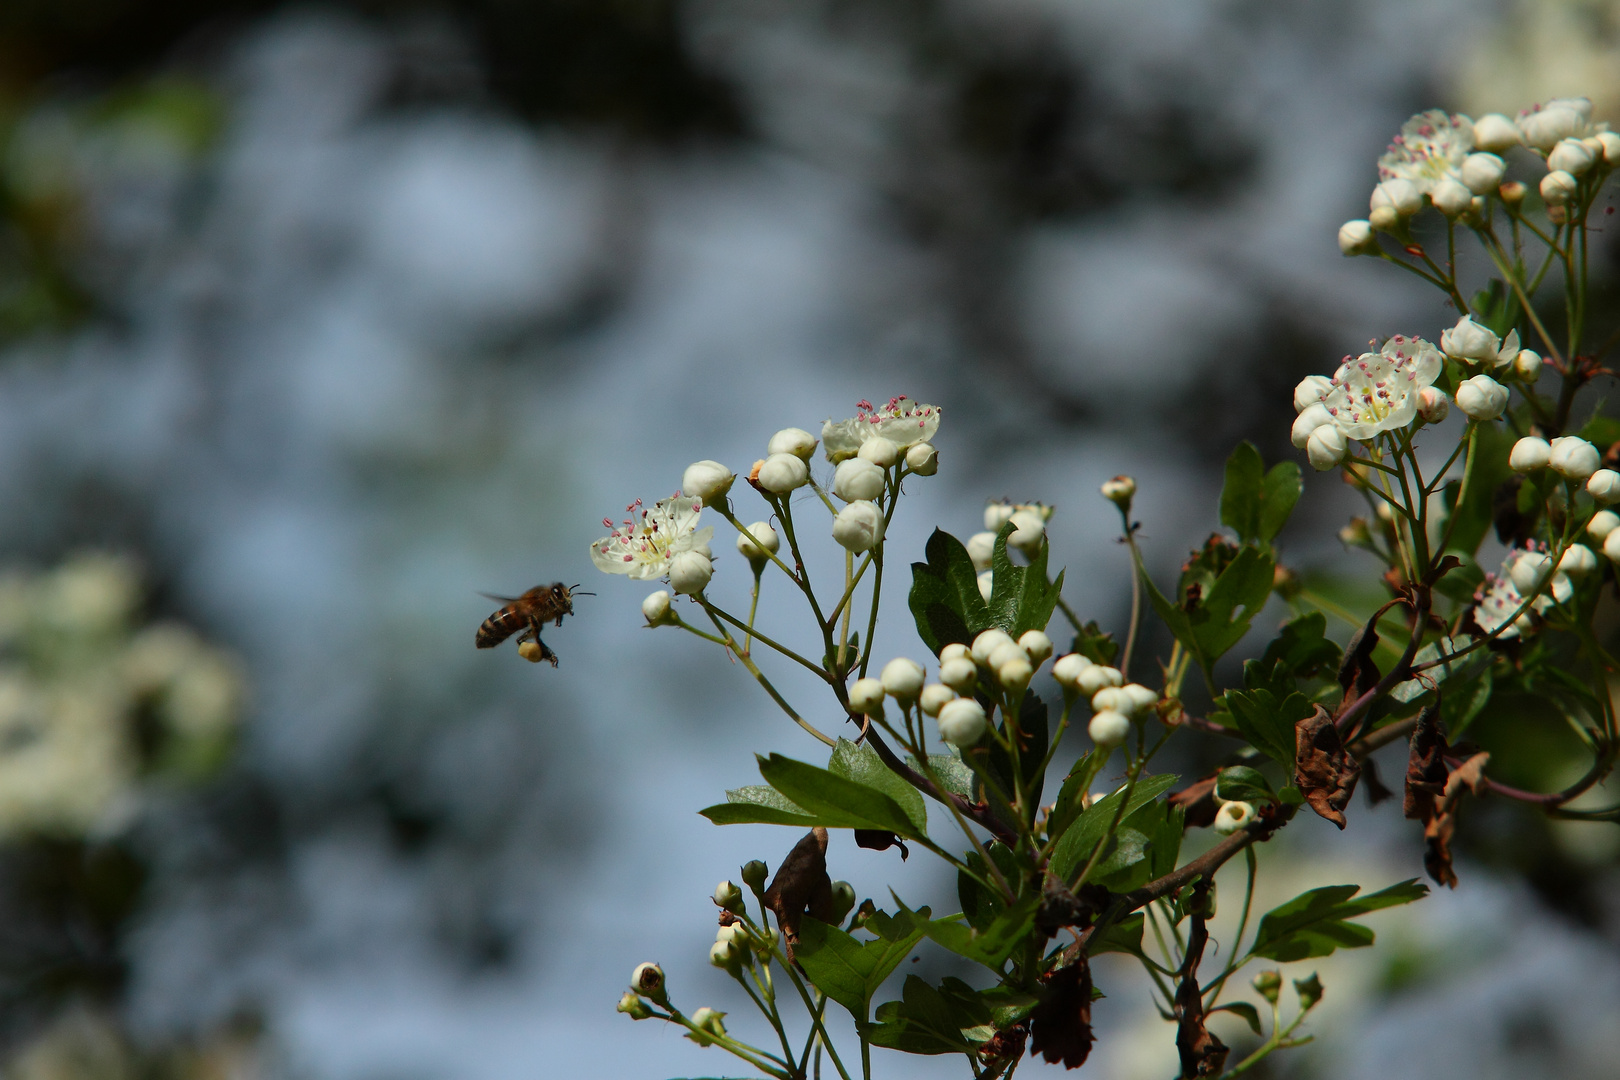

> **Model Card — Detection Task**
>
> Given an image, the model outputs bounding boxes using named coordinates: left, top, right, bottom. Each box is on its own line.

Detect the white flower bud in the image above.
left=832, top=500, right=885, bottom=552
left=1120, top=683, right=1159, bottom=715
left=976, top=570, right=993, bottom=602
left=849, top=677, right=886, bottom=715
left=939, top=656, right=977, bottom=694
left=1369, top=205, right=1400, bottom=231
left=1548, top=137, right=1597, bottom=176
left=670, top=551, right=713, bottom=595
left=971, top=629, right=1015, bottom=666
left=632, top=962, right=667, bottom=1000
left=682, top=460, right=735, bottom=503
left=1431, top=175, right=1473, bottom=216
left=1560, top=544, right=1598, bottom=576
left=618, top=991, right=654, bottom=1019
left=997, top=656, right=1034, bottom=692
left=1513, top=350, right=1543, bottom=382
left=1051, top=653, right=1093, bottom=690
left=984, top=502, right=1015, bottom=531
left=966, top=532, right=996, bottom=572
left=1455, top=375, right=1508, bottom=420
left=1518, top=98, right=1592, bottom=152
left=1540, top=169, right=1578, bottom=206
left=1510, top=551, right=1553, bottom=594
left=690, top=1007, right=727, bottom=1040
left=1293, top=375, right=1334, bottom=413
left=881, top=657, right=925, bottom=701
left=1213, top=800, right=1255, bottom=835
left=937, top=698, right=987, bottom=746
left=1510, top=437, right=1551, bottom=472
left=757, top=452, right=809, bottom=493
left=905, top=442, right=938, bottom=475
left=1460, top=152, right=1506, bottom=194
left=988, top=642, right=1028, bottom=672
left=1441, top=316, right=1504, bottom=363
left=1306, top=425, right=1348, bottom=471
left=919, top=683, right=956, bottom=717
left=1588, top=470, right=1620, bottom=504
left=1088, top=709, right=1131, bottom=748
left=1291, top=403, right=1334, bottom=449
left=1371, top=178, right=1421, bottom=217
left=1018, top=630, right=1052, bottom=665
left=710, top=939, right=739, bottom=969
left=642, top=589, right=674, bottom=626
left=736, top=521, right=780, bottom=564
left=940, top=642, right=971, bottom=664
left=1595, top=131, right=1620, bottom=165
left=1417, top=387, right=1449, bottom=424
left=714, top=880, right=744, bottom=912
left=1605, top=528, right=1620, bottom=564
left=1549, top=436, right=1601, bottom=480
left=1077, top=664, right=1123, bottom=696
left=1007, top=509, right=1046, bottom=556
left=1091, top=686, right=1126, bottom=713
left=1589, top=510, right=1620, bottom=542
left=833, top=458, right=885, bottom=502
left=1337, top=219, right=1376, bottom=255
left=857, top=436, right=900, bottom=468
left=1472, top=113, right=1520, bottom=153
left=768, top=427, right=818, bottom=459
left=1100, top=476, right=1135, bottom=505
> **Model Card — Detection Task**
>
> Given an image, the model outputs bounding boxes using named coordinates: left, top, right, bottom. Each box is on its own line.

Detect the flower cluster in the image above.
left=590, top=495, right=716, bottom=594
left=1290, top=335, right=1444, bottom=469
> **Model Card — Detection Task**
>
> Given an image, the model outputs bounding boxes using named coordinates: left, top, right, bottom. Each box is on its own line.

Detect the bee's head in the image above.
left=556, top=582, right=592, bottom=615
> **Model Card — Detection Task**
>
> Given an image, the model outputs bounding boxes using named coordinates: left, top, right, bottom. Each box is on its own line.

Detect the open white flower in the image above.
left=1318, top=335, right=1443, bottom=439
left=1377, top=110, right=1474, bottom=194
left=1472, top=559, right=1529, bottom=638
left=591, top=495, right=714, bottom=580
left=1440, top=316, right=1520, bottom=368
left=822, top=397, right=941, bottom=463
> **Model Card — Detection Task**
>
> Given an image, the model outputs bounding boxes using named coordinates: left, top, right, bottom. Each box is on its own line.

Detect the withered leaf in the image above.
left=1035, top=875, right=1090, bottom=938
left=1294, top=706, right=1360, bottom=829
left=1173, top=886, right=1228, bottom=1079
left=854, top=828, right=909, bottom=860
left=762, top=827, right=834, bottom=962
left=1403, top=706, right=1447, bottom=821
left=1168, top=774, right=1220, bottom=829
left=1029, top=956, right=1094, bottom=1069
left=1337, top=623, right=1380, bottom=706
left=1421, top=751, right=1490, bottom=890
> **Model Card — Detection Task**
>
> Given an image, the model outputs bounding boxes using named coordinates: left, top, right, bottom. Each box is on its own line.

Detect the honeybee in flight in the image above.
left=475, top=583, right=587, bottom=666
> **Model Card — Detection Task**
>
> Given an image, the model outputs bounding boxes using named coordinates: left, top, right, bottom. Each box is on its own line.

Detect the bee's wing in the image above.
left=478, top=592, right=521, bottom=604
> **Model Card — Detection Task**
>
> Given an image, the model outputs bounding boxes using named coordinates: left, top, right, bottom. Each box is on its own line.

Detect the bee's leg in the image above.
left=515, top=626, right=536, bottom=645
left=536, top=635, right=559, bottom=667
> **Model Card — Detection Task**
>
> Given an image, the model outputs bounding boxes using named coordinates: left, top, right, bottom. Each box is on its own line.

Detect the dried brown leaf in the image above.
left=1030, top=956, right=1094, bottom=1069
left=1294, top=705, right=1360, bottom=829
left=762, top=827, right=833, bottom=962
left=1403, top=706, right=1447, bottom=821
left=1168, top=774, right=1219, bottom=829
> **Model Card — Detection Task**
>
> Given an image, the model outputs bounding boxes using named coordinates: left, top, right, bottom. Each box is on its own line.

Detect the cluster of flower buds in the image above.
left=1050, top=652, right=1156, bottom=748
left=906, top=629, right=1053, bottom=747
left=755, top=427, right=818, bottom=494
left=1509, top=435, right=1609, bottom=489
left=1340, top=99, right=1618, bottom=246
left=848, top=656, right=927, bottom=719
left=966, top=501, right=1054, bottom=588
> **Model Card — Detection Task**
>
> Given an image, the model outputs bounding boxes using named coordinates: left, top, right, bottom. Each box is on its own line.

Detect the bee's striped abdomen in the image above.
left=475, top=605, right=530, bottom=648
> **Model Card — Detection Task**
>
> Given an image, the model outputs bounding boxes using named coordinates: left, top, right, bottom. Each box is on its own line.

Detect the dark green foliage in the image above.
left=1250, top=880, right=1427, bottom=961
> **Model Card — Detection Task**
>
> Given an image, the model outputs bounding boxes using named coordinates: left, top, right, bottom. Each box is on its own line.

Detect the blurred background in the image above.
left=0, top=1, right=1618, bottom=1077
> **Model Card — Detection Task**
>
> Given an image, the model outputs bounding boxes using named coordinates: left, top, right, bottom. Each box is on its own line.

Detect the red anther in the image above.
left=1403, top=245, right=1425, bottom=257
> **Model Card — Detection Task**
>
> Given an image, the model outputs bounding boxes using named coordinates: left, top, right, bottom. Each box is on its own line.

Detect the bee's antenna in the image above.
left=571, top=584, right=595, bottom=596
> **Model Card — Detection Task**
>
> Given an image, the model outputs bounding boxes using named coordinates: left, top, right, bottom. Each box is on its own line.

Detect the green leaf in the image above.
left=1048, top=749, right=1109, bottom=845
left=1224, top=688, right=1313, bottom=769
left=1192, top=546, right=1276, bottom=666
left=796, top=911, right=926, bottom=1020
left=1089, top=912, right=1145, bottom=958
left=909, top=530, right=992, bottom=655
left=983, top=692, right=1050, bottom=809
left=1294, top=972, right=1324, bottom=1010
left=1069, top=620, right=1119, bottom=666
left=958, top=843, right=1020, bottom=931
left=700, top=785, right=820, bottom=827
left=1443, top=664, right=1493, bottom=738
left=896, top=893, right=1039, bottom=973
left=758, top=754, right=927, bottom=839
left=1442, top=423, right=1514, bottom=557
left=1259, top=461, right=1304, bottom=543
left=1214, top=765, right=1277, bottom=806
left=1147, top=803, right=1185, bottom=880
left=1251, top=880, right=1428, bottom=962
left=830, top=738, right=927, bottom=836
left=1210, top=1001, right=1263, bottom=1036
left=915, top=750, right=974, bottom=801
left=1257, top=612, right=1341, bottom=680
left=869, top=975, right=1018, bottom=1055
left=1050, top=773, right=1179, bottom=883
left=1221, top=442, right=1266, bottom=543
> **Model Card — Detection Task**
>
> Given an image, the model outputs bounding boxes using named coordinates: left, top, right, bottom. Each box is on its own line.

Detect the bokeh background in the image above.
left=1, top=1, right=1619, bottom=1077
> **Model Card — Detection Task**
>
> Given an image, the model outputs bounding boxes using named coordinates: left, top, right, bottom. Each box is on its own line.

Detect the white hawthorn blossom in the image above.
left=1317, top=335, right=1443, bottom=440
left=822, top=397, right=941, bottom=462
left=1377, top=110, right=1474, bottom=194
left=1440, top=316, right=1520, bottom=367
left=1473, top=559, right=1529, bottom=638
left=591, top=495, right=714, bottom=580
left=1515, top=97, right=1600, bottom=153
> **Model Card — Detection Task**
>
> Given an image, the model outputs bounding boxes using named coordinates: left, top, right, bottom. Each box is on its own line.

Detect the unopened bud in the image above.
left=714, top=880, right=744, bottom=913
left=756, top=452, right=810, bottom=494
left=1252, top=970, right=1282, bottom=1005
left=940, top=642, right=971, bottom=663
left=905, top=442, right=938, bottom=476
left=881, top=657, right=926, bottom=701
left=710, top=938, right=741, bottom=969
left=618, top=991, right=655, bottom=1019
left=833, top=458, right=886, bottom=502
left=688, top=1007, right=727, bottom=1044
left=984, top=501, right=1016, bottom=531
left=937, top=698, right=988, bottom=746
left=1337, top=219, right=1375, bottom=255
left=1589, top=510, right=1620, bottom=543
left=1417, top=386, right=1449, bottom=424
left=1293, top=375, right=1335, bottom=412
left=1460, top=152, right=1505, bottom=195
left=1306, top=425, right=1348, bottom=471
left=669, top=550, right=713, bottom=596
left=1598, top=131, right=1620, bottom=165
left=1549, top=436, right=1601, bottom=480
left=1371, top=178, right=1421, bottom=217
left=971, top=629, right=1015, bottom=665
left=1294, top=973, right=1324, bottom=1010
left=988, top=642, right=1028, bottom=671
left=1119, top=683, right=1158, bottom=715
left=1018, top=630, right=1052, bottom=665
left=939, top=657, right=977, bottom=694
left=1513, top=349, right=1543, bottom=382
left=966, top=531, right=996, bottom=572
left=829, top=881, right=857, bottom=925
left=1510, top=437, right=1551, bottom=472
left=682, top=460, right=736, bottom=503
left=1472, top=112, right=1519, bottom=153
left=1499, top=180, right=1527, bottom=206
left=740, top=860, right=768, bottom=892
left=1455, top=375, right=1508, bottom=421
left=642, top=589, right=675, bottom=626
left=1548, top=137, right=1596, bottom=176
left=1368, top=204, right=1400, bottom=231
left=1431, top=176, right=1472, bottom=217
left=1540, top=169, right=1578, bottom=206
left=1560, top=544, right=1598, bottom=577
left=736, top=521, right=780, bottom=566
left=976, top=570, right=993, bottom=602
left=832, top=500, right=885, bottom=553
left=848, top=677, right=886, bottom=716
left=1100, top=475, right=1135, bottom=508
left=631, top=962, right=667, bottom=1002
left=1339, top=517, right=1373, bottom=547
left=1007, top=509, right=1046, bottom=556
left=1077, top=664, right=1123, bottom=696
left=1088, top=709, right=1131, bottom=747
left=858, top=436, right=899, bottom=468
left=997, top=656, right=1034, bottom=692
left=1051, top=653, right=1093, bottom=693
left=1588, top=469, right=1620, bottom=504
left=767, top=427, right=818, bottom=460
left=919, top=683, right=956, bottom=717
